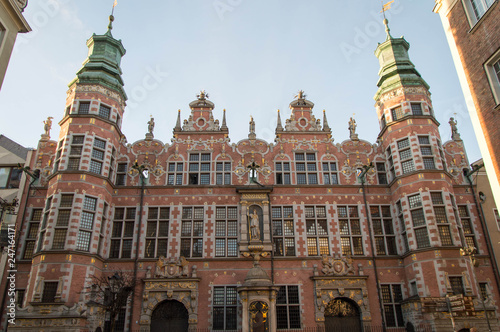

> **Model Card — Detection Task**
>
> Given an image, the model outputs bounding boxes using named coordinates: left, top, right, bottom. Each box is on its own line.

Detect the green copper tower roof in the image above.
left=69, top=15, right=127, bottom=101
left=374, top=19, right=429, bottom=101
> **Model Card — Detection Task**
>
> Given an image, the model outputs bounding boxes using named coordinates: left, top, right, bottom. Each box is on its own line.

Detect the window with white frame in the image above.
left=116, top=163, right=127, bottom=186
left=322, top=161, right=338, bottom=185
left=68, top=135, right=84, bottom=171
left=23, top=209, right=42, bottom=259
left=295, top=152, right=318, bottom=185
left=396, top=200, right=409, bottom=253
left=463, top=0, right=495, bottom=25
left=215, top=207, right=238, bottom=257
left=305, top=206, right=329, bottom=256
left=419, top=136, right=436, bottom=170
left=90, top=138, right=106, bottom=175
left=52, top=194, right=73, bottom=250
left=386, top=146, right=395, bottom=180
left=339, top=205, right=363, bottom=255
left=485, top=50, right=500, bottom=105
left=376, top=162, right=388, bottom=184
left=276, top=285, right=301, bottom=329
left=391, top=105, right=404, bottom=121
left=54, top=139, right=64, bottom=173
left=275, top=161, right=291, bottom=185
left=411, top=103, right=423, bottom=115
left=408, top=194, right=430, bottom=248
left=98, top=103, right=111, bottom=120
left=212, top=286, right=237, bottom=330
left=431, top=192, right=453, bottom=246
left=36, top=197, right=52, bottom=253
left=110, top=207, right=136, bottom=258
left=398, top=138, right=415, bottom=174
left=216, top=162, right=231, bottom=185
left=145, top=207, right=169, bottom=258
left=370, top=205, right=397, bottom=255
left=272, top=206, right=295, bottom=257
left=78, top=101, right=91, bottom=114
left=76, top=196, right=97, bottom=252
left=188, top=153, right=210, bottom=185
left=180, top=207, right=204, bottom=257
left=167, top=161, right=183, bottom=185
left=458, top=205, right=477, bottom=250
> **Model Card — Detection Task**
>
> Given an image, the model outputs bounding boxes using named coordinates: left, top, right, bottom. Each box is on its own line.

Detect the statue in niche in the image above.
left=250, top=208, right=261, bottom=241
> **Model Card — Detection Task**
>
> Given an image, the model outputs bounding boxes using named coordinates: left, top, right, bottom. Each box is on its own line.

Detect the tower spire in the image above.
left=276, top=110, right=283, bottom=132
left=221, top=109, right=228, bottom=131
left=107, top=0, right=118, bottom=35
left=175, top=109, right=182, bottom=131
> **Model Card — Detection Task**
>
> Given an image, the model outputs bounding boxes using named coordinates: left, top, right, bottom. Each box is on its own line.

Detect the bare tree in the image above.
left=84, top=271, right=136, bottom=332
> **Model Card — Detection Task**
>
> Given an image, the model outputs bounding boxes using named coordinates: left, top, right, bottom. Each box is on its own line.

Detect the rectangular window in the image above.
left=295, top=153, right=318, bottom=185
left=398, top=138, right=414, bottom=174
left=411, top=103, right=423, bottom=115
left=275, top=162, right=291, bottom=185
left=78, top=101, right=90, bottom=114
left=52, top=194, right=73, bottom=250
left=212, top=286, right=237, bottom=330
left=431, top=192, right=453, bottom=246
left=437, top=140, right=447, bottom=172
left=110, top=207, right=136, bottom=258
left=479, top=282, right=488, bottom=300
left=371, top=205, right=397, bottom=255
left=338, top=206, right=363, bottom=255
left=16, top=289, right=25, bottom=308
left=76, top=196, right=97, bottom=252
left=386, top=146, right=395, bottom=180
left=108, top=147, right=116, bottom=181
left=376, top=162, right=388, bottom=184
left=449, top=276, right=465, bottom=295
left=305, top=206, right=329, bottom=256
left=276, top=285, right=301, bottom=329
left=216, top=162, right=231, bottom=185
left=167, top=162, right=183, bottom=185
left=272, top=206, right=295, bottom=257
left=42, top=282, right=58, bottom=303
left=181, top=207, right=204, bottom=258
left=36, top=197, right=52, bottom=253
left=0, top=167, right=22, bottom=189
left=391, top=105, right=403, bottom=121
left=90, top=138, right=106, bottom=175
left=68, top=135, right=84, bottom=171
left=495, top=209, right=500, bottom=230
left=381, top=284, right=404, bottom=327
left=116, top=163, right=127, bottom=186
left=468, top=0, right=495, bottom=22
left=54, top=139, right=64, bottom=173
left=396, top=201, right=409, bottom=253
left=408, top=194, right=430, bottom=248
left=419, top=136, right=435, bottom=170
left=458, top=205, right=477, bottom=250
left=23, top=209, right=42, bottom=259
left=98, top=104, right=111, bottom=119
left=188, top=153, right=210, bottom=185
left=322, top=162, right=338, bottom=185
left=215, top=207, right=238, bottom=257
left=145, top=207, right=170, bottom=258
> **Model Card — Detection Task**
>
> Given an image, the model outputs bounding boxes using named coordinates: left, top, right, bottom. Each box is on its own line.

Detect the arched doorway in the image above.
left=406, top=322, right=415, bottom=332
left=324, top=298, right=362, bottom=332
left=249, top=301, right=269, bottom=332
left=150, top=300, right=189, bottom=332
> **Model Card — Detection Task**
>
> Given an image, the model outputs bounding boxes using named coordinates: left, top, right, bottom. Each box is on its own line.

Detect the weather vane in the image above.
left=380, top=1, right=394, bottom=20
left=111, top=0, right=118, bottom=16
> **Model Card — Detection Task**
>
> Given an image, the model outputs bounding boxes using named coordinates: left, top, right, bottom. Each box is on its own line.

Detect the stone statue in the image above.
left=249, top=116, right=255, bottom=134
left=43, top=117, right=53, bottom=136
left=147, top=116, right=155, bottom=134
left=449, top=117, right=461, bottom=140
left=250, top=208, right=260, bottom=240
left=348, top=117, right=358, bottom=141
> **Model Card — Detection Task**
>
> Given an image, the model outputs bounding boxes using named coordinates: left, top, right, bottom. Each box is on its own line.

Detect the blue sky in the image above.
left=0, top=0, right=482, bottom=163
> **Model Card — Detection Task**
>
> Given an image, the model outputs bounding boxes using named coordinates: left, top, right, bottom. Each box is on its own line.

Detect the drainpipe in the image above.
left=358, top=164, right=386, bottom=332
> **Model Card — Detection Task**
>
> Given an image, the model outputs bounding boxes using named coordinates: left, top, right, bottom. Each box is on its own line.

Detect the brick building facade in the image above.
left=5, top=16, right=500, bottom=332
left=433, top=0, right=500, bottom=212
